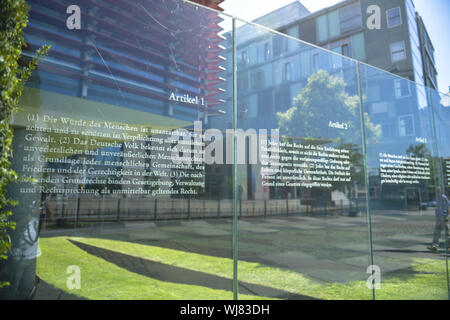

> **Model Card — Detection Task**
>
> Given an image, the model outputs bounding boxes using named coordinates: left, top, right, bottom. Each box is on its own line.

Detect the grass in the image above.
left=36, top=237, right=264, bottom=300
left=36, top=236, right=449, bottom=300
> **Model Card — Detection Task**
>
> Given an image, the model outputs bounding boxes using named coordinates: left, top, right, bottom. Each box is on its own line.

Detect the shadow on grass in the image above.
left=69, top=240, right=317, bottom=300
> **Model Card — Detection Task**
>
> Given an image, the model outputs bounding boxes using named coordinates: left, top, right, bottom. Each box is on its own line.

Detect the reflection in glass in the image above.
left=362, top=63, right=449, bottom=300
left=0, top=0, right=448, bottom=301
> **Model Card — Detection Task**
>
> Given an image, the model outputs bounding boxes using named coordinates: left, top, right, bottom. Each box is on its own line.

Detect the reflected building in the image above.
left=251, top=0, right=437, bottom=92
left=2, top=0, right=449, bottom=301
left=24, top=0, right=226, bottom=120
left=213, top=0, right=440, bottom=209
left=20, top=0, right=228, bottom=200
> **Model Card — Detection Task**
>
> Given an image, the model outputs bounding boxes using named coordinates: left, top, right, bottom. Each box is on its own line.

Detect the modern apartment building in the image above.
left=269, top=0, right=437, bottom=91
left=218, top=0, right=437, bottom=122
left=23, top=0, right=226, bottom=122
left=16, top=0, right=230, bottom=200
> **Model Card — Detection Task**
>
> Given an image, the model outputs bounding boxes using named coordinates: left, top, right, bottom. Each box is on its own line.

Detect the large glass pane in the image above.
left=339, top=1, right=362, bottom=34
left=429, top=87, right=450, bottom=298
left=328, top=10, right=340, bottom=39
left=316, top=15, right=328, bottom=43
left=361, top=64, right=449, bottom=300
left=2, top=0, right=237, bottom=300
left=351, top=33, right=366, bottom=61
left=0, top=0, right=447, bottom=302
left=232, top=21, right=372, bottom=300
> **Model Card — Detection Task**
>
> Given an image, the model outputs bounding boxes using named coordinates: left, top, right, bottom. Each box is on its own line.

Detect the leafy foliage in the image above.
left=277, top=70, right=380, bottom=142
left=0, top=0, right=49, bottom=287
left=276, top=70, right=381, bottom=195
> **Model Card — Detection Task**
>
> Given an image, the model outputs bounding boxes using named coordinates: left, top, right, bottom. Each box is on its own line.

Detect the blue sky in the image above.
left=220, top=0, right=450, bottom=94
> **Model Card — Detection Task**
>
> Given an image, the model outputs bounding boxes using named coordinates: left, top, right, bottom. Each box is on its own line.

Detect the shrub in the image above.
left=0, top=0, right=49, bottom=287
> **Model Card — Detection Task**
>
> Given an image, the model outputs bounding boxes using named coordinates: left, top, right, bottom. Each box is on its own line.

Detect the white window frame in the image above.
left=398, top=114, right=415, bottom=137
left=283, top=62, right=292, bottom=81
left=394, top=79, right=411, bottom=98
left=240, top=50, right=248, bottom=65
left=390, top=41, right=407, bottom=63
left=386, top=7, right=402, bottom=28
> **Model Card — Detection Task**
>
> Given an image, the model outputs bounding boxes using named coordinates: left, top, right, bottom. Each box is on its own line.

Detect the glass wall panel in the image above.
left=429, top=88, right=450, bottom=298
left=234, top=22, right=372, bottom=300
left=2, top=0, right=237, bottom=300
left=361, top=63, right=449, bottom=300
left=0, top=0, right=448, bottom=301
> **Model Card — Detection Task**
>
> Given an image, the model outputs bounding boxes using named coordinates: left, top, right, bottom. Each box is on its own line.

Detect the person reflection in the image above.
left=8, top=200, right=42, bottom=299
left=428, top=187, right=450, bottom=252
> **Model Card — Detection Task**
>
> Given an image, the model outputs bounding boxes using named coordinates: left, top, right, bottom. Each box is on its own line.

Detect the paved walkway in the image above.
left=33, top=277, right=85, bottom=300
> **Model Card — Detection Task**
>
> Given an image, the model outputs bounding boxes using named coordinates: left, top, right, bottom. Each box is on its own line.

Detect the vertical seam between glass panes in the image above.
left=428, top=89, right=450, bottom=300
left=356, top=62, right=376, bottom=300
left=232, top=17, right=239, bottom=301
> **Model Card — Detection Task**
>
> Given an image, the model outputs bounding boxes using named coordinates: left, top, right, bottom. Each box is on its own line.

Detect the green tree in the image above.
left=0, top=0, right=49, bottom=288
left=406, top=144, right=431, bottom=159
left=277, top=70, right=380, bottom=142
left=276, top=70, right=380, bottom=204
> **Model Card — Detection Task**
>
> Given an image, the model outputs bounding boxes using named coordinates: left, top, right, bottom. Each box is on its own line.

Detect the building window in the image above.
left=387, top=7, right=402, bottom=28
left=313, top=53, right=320, bottom=72
left=286, top=25, right=299, bottom=38
left=240, top=51, right=248, bottom=65
left=283, top=62, right=292, bottom=81
left=331, top=46, right=343, bottom=70
left=239, top=102, right=249, bottom=119
left=329, top=39, right=351, bottom=69
left=382, top=123, right=396, bottom=138
left=300, top=51, right=311, bottom=78
left=390, top=41, right=407, bottom=62
left=351, top=32, right=365, bottom=61
left=275, top=86, right=291, bottom=112
left=339, top=2, right=362, bottom=33
left=299, top=19, right=317, bottom=44
left=238, top=73, right=248, bottom=91
left=258, top=91, right=273, bottom=116
left=264, top=43, right=270, bottom=61
left=273, top=36, right=288, bottom=56
left=341, top=44, right=350, bottom=57
left=328, top=10, right=340, bottom=39
left=368, top=85, right=381, bottom=102
left=398, top=115, right=415, bottom=136
left=316, top=15, right=328, bottom=42
left=251, top=70, right=264, bottom=89
left=394, top=79, right=411, bottom=98
left=371, top=101, right=388, bottom=114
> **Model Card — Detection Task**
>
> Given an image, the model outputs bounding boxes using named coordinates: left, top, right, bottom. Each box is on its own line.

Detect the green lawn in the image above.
left=37, top=237, right=263, bottom=300
left=36, top=237, right=449, bottom=300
